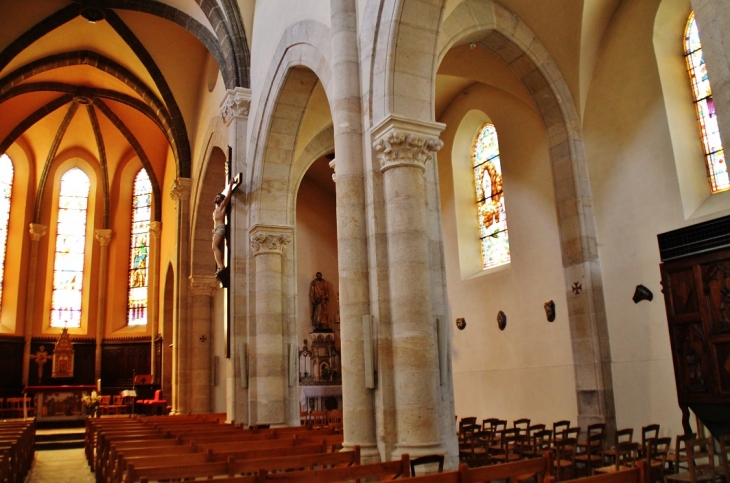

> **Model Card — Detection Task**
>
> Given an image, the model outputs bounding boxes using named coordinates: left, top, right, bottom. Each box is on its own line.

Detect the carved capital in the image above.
left=170, top=178, right=192, bottom=202
left=249, top=225, right=292, bottom=257
left=189, top=275, right=219, bottom=296
left=328, top=158, right=336, bottom=183
left=95, top=229, right=113, bottom=246
left=371, top=115, right=445, bottom=173
left=149, top=221, right=162, bottom=239
left=221, top=87, right=252, bottom=125
left=28, top=223, right=47, bottom=242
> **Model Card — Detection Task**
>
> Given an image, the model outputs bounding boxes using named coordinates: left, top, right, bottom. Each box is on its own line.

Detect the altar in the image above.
left=22, top=385, right=96, bottom=421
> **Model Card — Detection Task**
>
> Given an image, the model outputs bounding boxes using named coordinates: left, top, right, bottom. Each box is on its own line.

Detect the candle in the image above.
left=97, top=379, right=101, bottom=392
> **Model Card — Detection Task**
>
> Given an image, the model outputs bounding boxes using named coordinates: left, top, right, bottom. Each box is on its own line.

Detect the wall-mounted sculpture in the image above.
left=544, top=300, right=556, bottom=322
left=632, top=284, right=653, bottom=303
left=497, top=311, right=507, bottom=331
left=456, top=318, right=466, bottom=330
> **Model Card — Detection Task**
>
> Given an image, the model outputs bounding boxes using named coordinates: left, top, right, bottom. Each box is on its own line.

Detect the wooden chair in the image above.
left=99, top=395, right=112, bottom=415
left=644, top=437, right=672, bottom=483
left=554, top=420, right=571, bottom=441
left=491, top=427, right=523, bottom=465
left=5, top=398, right=23, bottom=418
left=554, top=436, right=578, bottom=482
left=459, top=430, right=490, bottom=466
left=667, top=434, right=695, bottom=474
left=576, top=431, right=606, bottom=476
left=595, top=441, right=640, bottom=474
left=308, top=410, right=328, bottom=429
left=326, top=409, right=342, bottom=432
left=717, top=434, right=730, bottom=481
left=410, top=454, right=445, bottom=476
left=641, top=424, right=660, bottom=456
left=522, top=429, right=553, bottom=459
left=459, top=417, right=478, bottom=444
left=665, top=437, right=721, bottom=483
left=605, top=428, right=635, bottom=465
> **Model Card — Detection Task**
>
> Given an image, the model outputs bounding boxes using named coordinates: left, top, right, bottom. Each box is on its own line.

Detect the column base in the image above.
left=342, top=442, right=380, bottom=463
left=392, top=442, right=446, bottom=462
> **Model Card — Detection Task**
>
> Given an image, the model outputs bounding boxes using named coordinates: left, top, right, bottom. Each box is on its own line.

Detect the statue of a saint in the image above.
left=309, top=272, right=330, bottom=328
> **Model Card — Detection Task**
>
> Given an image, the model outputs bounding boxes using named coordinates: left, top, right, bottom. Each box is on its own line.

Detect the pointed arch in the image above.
left=0, top=154, right=13, bottom=314
left=127, top=169, right=152, bottom=326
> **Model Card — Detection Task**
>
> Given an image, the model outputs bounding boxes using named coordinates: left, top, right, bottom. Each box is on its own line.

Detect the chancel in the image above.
left=1, top=1, right=730, bottom=481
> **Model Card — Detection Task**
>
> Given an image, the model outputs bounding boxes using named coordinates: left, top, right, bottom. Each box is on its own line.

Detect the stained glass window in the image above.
left=50, top=168, right=90, bottom=328
left=0, top=154, right=13, bottom=314
left=127, top=169, right=151, bottom=326
left=473, top=123, right=510, bottom=269
left=684, top=12, right=729, bottom=193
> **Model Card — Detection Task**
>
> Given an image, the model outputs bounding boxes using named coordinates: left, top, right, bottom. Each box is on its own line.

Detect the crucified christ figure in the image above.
left=212, top=179, right=236, bottom=274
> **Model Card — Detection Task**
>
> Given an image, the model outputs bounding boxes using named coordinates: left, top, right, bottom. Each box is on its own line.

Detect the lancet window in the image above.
left=0, top=154, right=13, bottom=313
left=684, top=11, right=729, bottom=193
left=127, top=169, right=151, bottom=326
left=473, top=123, right=510, bottom=269
left=50, top=168, right=90, bottom=328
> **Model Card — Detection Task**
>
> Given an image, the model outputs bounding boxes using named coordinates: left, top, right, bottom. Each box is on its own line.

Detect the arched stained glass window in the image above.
left=0, top=154, right=14, bottom=313
left=50, top=168, right=90, bottom=328
left=684, top=12, right=729, bottom=193
left=473, top=123, right=510, bottom=269
left=128, top=169, right=151, bottom=326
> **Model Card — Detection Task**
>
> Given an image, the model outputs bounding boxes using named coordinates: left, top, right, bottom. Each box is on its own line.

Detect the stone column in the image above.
left=189, top=275, right=218, bottom=413
left=22, top=223, right=47, bottom=385
left=330, top=0, right=379, bottom=463
left=221, top=87, right=252, bottom=423
left=94, top=229, right=113, bottom=380
left=148, top=221, right=162, bottom=383
left=249, top=225, right=291, bottom=425
left=372, top=115, right=446, bottom=459
left=691, top=0, right=730, bottom=154
left=170, top=178, right=191, bottom=414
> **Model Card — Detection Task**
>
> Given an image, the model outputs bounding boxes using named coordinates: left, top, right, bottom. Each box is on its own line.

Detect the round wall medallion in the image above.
left=497, top=311, right=507, bottom=331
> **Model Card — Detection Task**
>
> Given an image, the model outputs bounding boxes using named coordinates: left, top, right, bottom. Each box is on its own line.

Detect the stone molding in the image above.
left=149, top=221, right=162, bottom=238
left=249, top=225, right=293, bottom=257
left=170, top=177, right=192, bottom=201
left=372, top=115, right=445, bottom=173
left=28, top=223, right=47, bottom=242
left=94, top=229, right=113, bottom=246
left=221, top=87, right=252, bottom=125
left=189, top=275, right=219, bottom=296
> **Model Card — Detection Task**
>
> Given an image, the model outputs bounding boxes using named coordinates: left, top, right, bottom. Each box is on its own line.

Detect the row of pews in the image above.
left=85, top=415, right=647, bottom=483
left=0, top=418, right=35, bottom=483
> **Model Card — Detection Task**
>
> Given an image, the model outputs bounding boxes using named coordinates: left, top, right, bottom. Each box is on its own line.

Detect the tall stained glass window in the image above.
left=128, top=169, right=151, bottom=326
left=473, top=123, right=510, bottom=269
left=0, top=154, right=14, bottom=313
left=50, top=168, right=90, bottom=328
left=684, top=12, right=729, bottom=193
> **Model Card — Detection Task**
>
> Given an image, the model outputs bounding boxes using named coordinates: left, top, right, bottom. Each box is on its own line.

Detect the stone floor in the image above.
left=24, top=448, right=95, bottom=483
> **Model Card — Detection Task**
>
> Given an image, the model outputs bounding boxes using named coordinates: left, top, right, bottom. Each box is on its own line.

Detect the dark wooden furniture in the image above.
left=659, top=217, right=730, bottom=438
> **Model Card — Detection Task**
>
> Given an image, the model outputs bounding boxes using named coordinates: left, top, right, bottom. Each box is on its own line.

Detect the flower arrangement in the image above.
left=82, top=390, right=101, bottom=417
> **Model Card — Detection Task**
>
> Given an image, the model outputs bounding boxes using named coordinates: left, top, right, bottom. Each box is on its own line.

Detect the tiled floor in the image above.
left=25, top=448, right=95, bottom=483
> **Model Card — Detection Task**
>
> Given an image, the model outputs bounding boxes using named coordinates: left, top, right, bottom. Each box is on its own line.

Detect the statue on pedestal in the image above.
left=309, top=272, right=329, bottom=329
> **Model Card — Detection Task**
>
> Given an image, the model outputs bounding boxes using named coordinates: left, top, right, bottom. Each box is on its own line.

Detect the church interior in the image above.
left=1, top=0, right=730, bottom=470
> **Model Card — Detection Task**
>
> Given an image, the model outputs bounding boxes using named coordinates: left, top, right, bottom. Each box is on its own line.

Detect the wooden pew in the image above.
left=258, top=454, right=409, bottom=482
left=116, top=439, right=326, bottom=483
left=126, top=446, right=359, bottom=483
left=458, top=453, right=552, bottom=483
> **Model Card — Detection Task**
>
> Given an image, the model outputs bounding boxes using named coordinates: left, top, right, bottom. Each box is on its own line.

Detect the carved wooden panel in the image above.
left=662, top=247, right=730, bottom=405
left=101, top=343, right=151, bottom=390
left=701, top=261, right=730, bottom=335
left=0, top=338, right=23, bottom=396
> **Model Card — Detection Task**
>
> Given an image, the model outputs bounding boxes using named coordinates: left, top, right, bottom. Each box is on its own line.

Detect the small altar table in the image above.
left=298, top=385, right=342, bottom=411
left=23, top=385, right=96, bottom=421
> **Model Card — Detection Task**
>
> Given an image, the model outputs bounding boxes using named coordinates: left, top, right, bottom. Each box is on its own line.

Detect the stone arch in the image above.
left=377, top=0, right=614, bottom=428
left=190, top=128, right=228, bottom=277
left=246, top=19, right=333, bottom=226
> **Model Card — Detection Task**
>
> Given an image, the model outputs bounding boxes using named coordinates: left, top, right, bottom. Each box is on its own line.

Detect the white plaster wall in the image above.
left=438, top=79, right=577, bottom=426
left=582, top=0, right=730, bottom=438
